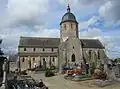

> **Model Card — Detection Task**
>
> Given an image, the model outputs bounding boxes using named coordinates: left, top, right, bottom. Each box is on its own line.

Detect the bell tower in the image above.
left=60, top=5, right=79, bottom=42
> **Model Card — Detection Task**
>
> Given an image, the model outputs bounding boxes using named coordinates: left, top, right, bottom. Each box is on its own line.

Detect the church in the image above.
left=18, top=5, right=107, bottom=72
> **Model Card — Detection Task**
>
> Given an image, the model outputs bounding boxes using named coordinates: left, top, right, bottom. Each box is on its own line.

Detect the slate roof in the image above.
left=60, top=5, right=78, bottom=24
left=19, top=37, right=60, bottom=48
left=80, top=39, right=104, bottom=49
left=61, top=12, right=77, bottom=24
left=19, top=37, right=104, bottom=49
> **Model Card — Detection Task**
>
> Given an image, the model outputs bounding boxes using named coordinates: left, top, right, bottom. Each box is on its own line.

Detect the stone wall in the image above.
left=82, top=48, right=106, bottom=67
left=19, top=48, right=58, bottom=53
left=60, top=21, right=78, bottom=42
left=19, top=56, right=58, bottom=71
left=66, top=38, right=82, bottom=64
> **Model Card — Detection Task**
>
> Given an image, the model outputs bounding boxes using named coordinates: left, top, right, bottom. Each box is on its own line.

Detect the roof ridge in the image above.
left=80, top=39, right=99, bottom=40
left=20, top=37, right=60, bottom=39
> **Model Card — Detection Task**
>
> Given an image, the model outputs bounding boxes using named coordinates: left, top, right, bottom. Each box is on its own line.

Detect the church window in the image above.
left=73, top=46, right=74, bottom=49
left=24, top=48, right=26, bottom=51
left=98, top=51, right=100, bottom=59
left=33, top=48, right=36, bottom=51
left=71, top=54, right=75, bottom=62
left=52, top=48, right=53, bottom=52
left=89, top=50, right=92, bottom=59
left=33, top=57, right=35, bottom=62
left=71, top=24, right=73, bottom=29
left=22, top=57, right=25, bottom=62
left=76, top=24, right=78, bottom=29
left=64, top=24, right=66, bottom=29
left=43, top=48, right=45, bottom=51
left=43, top=58, right=45, bottom=61
left=53, top=57, right=55, bottom=62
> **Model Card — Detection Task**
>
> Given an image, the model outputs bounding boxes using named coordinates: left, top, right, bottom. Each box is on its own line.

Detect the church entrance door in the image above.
left=71, top=54, right=75, bottom=62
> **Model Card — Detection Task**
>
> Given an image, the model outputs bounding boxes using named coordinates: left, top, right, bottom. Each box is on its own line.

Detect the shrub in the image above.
left=92, top=70, right=107, bottom=80
left=99, top=72, right=107, bottom=80
left=45, top=69, right=55, bottom=77
left=91, top=62, right=96, bottom=75
left=50, top=65, right=56, bottom=70
left=20, top=70, right=27, bottom=75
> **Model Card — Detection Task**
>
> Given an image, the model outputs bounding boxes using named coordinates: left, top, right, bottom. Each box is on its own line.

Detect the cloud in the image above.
left=57, top=0, right=78, bottom=6
left=99, top=0, right=120, bottom=23
left=78, top=0, right=120, bottom=24
left=78, top=0, right=108, bottom=5
left=1, top=0, right=49, bottom=28
left=0, top=0, right=52, bottom=54
left=57, top=0, right=107, bottom=8
left=58, top=0, right=120, bottom=24
left=80, top=27, right=101, bottom=38
left=99, top=36, right=120, bottom=59
left=1, top=27, right=59, bottom=54
left=80, top=28, right=120, bottom=59
left=79, top=21, right=88, bottom=30
left=79, top=16, right=101, bottom=30
left=0, top=0, right=120, bottom=59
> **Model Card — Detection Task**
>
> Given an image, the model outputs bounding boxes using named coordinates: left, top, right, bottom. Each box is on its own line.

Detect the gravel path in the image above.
left=28, top=72, right=120, bottom=89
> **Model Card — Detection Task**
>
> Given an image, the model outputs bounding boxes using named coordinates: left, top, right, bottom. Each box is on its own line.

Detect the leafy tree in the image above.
left=0, top=39, right=7, bottom=62
left=0, top=39, right=4, bottom=57
left=0, top=39, right=5, bottom=77
left=114, top=58, right=120, bottom=63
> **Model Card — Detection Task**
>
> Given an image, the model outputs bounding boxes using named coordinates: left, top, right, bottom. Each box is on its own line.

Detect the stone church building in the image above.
left=18, top=5, right=107, bottom=72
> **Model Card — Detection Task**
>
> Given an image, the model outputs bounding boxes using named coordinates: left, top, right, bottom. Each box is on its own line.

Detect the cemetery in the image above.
left=61, top=59, right=120, bottom=87
left=0, top=39, right=120, bottom=89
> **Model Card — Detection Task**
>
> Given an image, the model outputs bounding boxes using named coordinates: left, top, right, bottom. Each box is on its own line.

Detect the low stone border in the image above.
left=64, top=75, right=92, bottom=81
left=64, top=76, right=73, bottom=80
left=94, top=79, right=120, bottom=87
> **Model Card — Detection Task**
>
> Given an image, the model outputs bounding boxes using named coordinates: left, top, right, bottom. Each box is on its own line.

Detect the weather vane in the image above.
left=67, top=0, right=70, bottom=6
left=67, top=0, right=71, bottom=12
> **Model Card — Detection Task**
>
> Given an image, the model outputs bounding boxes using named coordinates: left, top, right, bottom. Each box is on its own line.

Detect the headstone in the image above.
left=114, top=64, right=120, bottom=77
left=118, top=64, right=120, bottom=76
left=104, top=62, right=108, bottom=77
left=107, top=66, right=116, bottom=81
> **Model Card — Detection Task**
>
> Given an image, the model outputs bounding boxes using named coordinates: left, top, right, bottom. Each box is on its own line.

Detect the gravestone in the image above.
left=114, top=64, right=120, bottom=77
left=109, top=67, right=116, bottom=80
left=118, top=64, right=120, bottom=76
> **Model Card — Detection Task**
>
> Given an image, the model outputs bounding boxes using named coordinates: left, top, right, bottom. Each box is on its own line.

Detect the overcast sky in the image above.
left=0, top=0, right=120, bottom=59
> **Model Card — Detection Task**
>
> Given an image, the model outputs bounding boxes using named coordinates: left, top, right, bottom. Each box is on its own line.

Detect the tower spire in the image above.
left=67, top=4, right=70, bottom=12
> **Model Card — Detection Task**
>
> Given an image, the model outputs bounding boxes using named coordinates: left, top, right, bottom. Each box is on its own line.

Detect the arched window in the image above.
left=43, top=58, right=45, bottom=61
left=71, top=24, right=73, bottom=29
left=98, top=51, right=100, bottom=59
left=33, top=57, right=35, bottom=62
left=33, top=48, right=36, bottom=51
left=73, top=46, right=74, bottom=49
left=53, top=57, right=55, bottom=62
left=51, top=48, right=53, bottom=52
left=89, top=50, right=92, bottom=59
left=24, top=48, right=26, bottom=51
left=43, top=48, right=45, bottom=51
left=71, top=54, right=75, bottom=62
left=28, top=59, right=31, bottom=69
left=64, top=24, right=66, bottom=29
left=22, top=57, right=25, bottom=62
left=76, top=24, right=78, bottom=29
